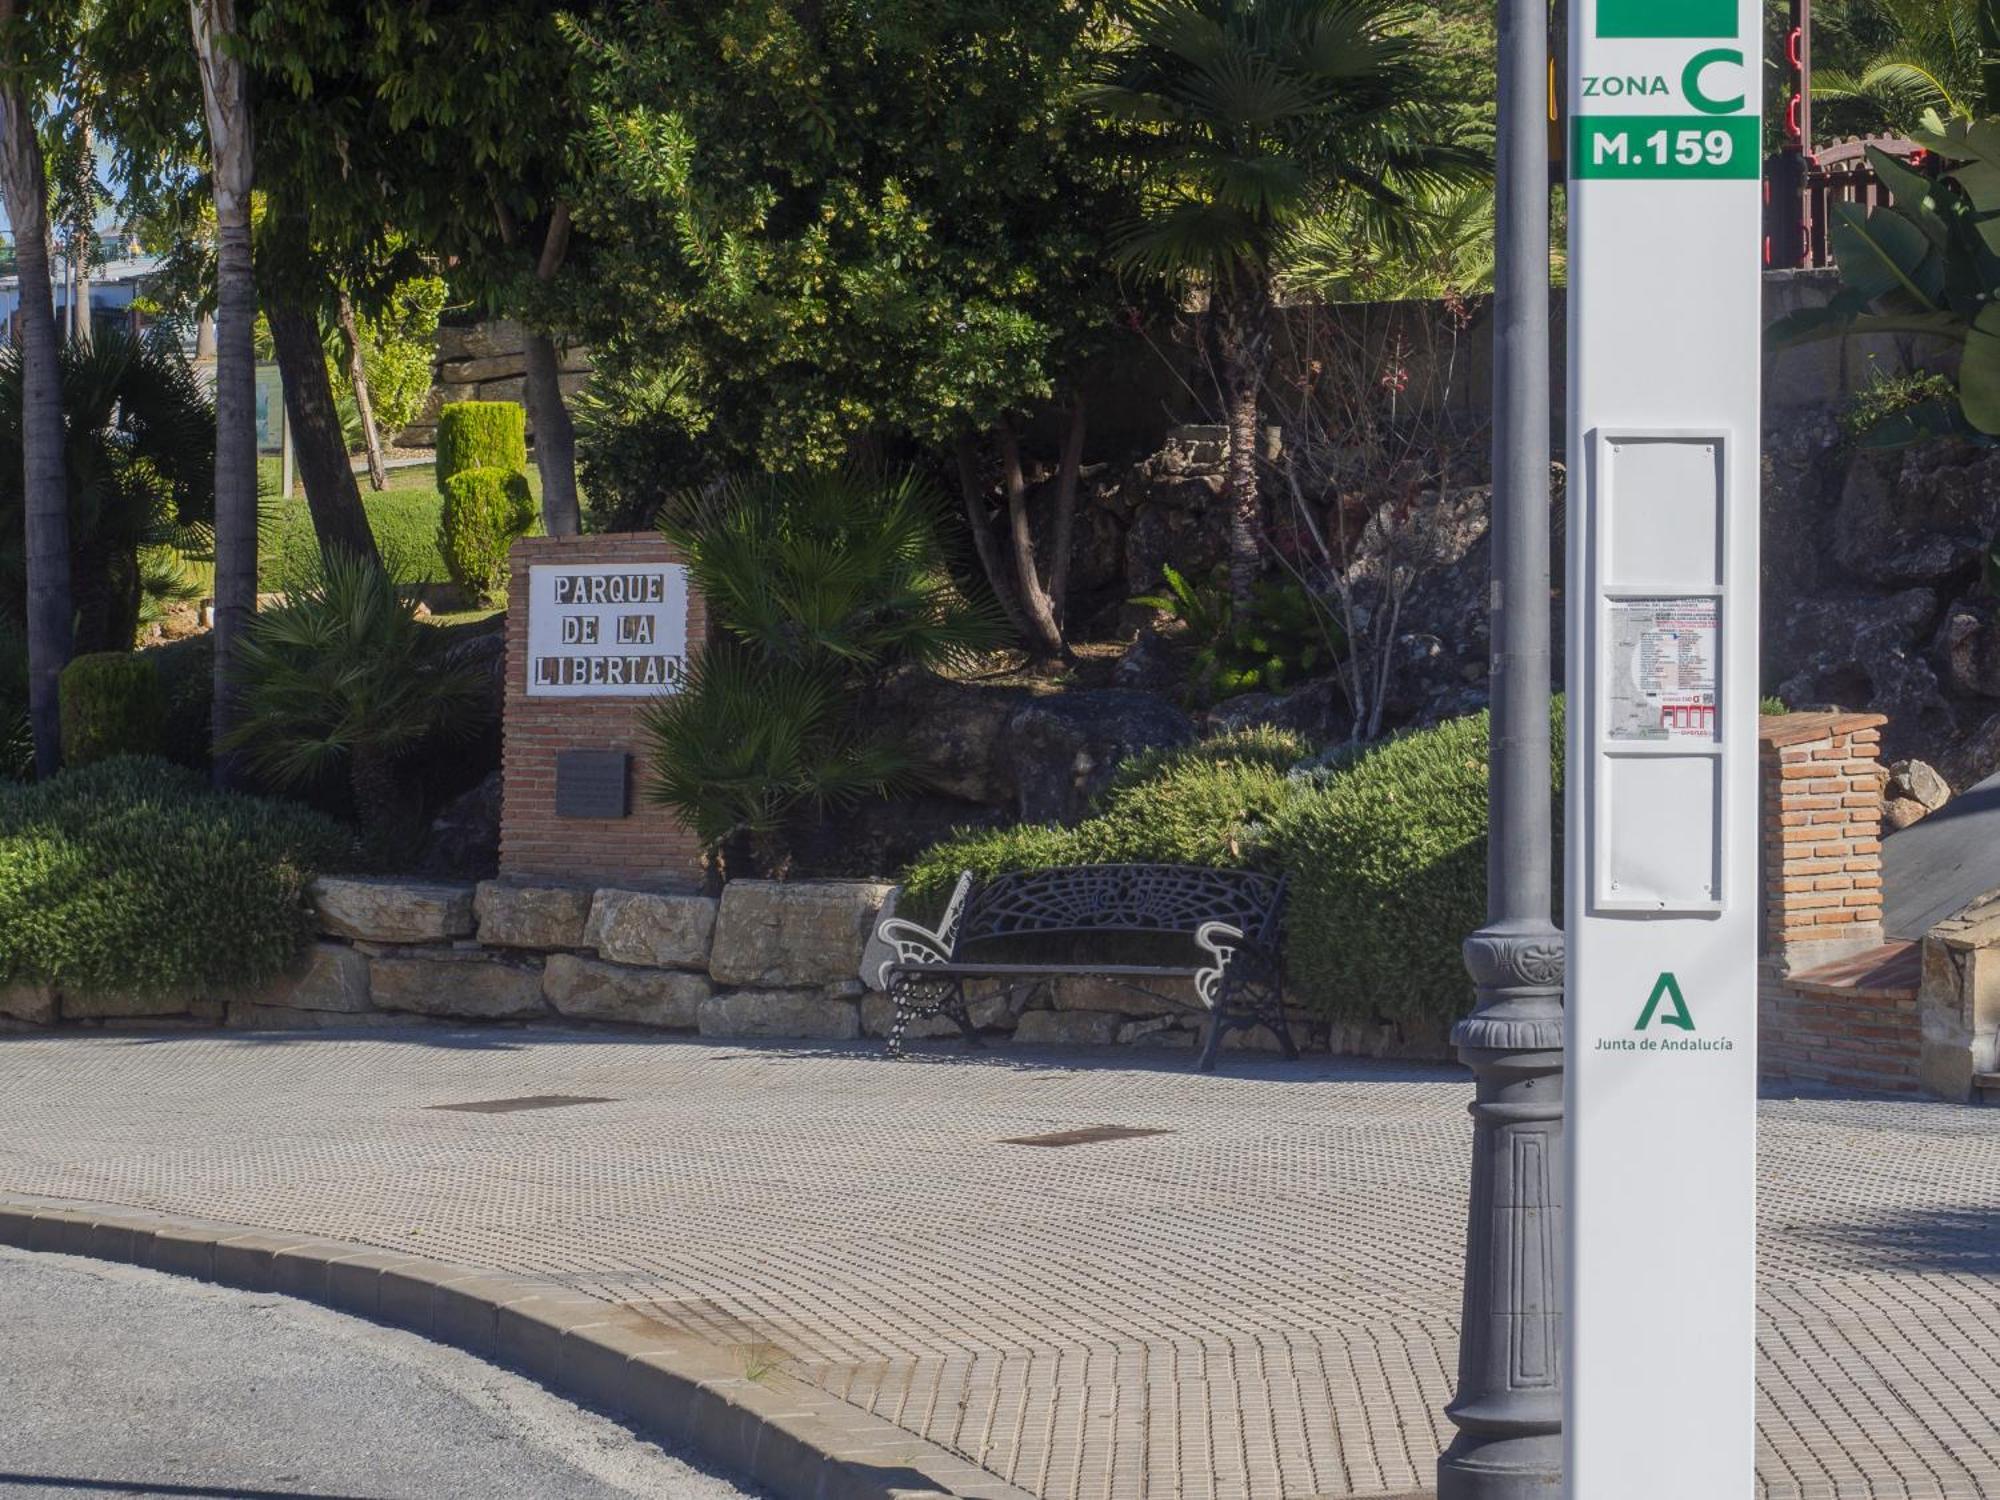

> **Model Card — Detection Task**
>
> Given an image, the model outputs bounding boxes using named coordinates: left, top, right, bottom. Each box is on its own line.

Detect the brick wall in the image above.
left=1759, top=711, right=1886, bottom=951
left=500, top=534, right=707, bottom=887
left=1756, top=711, right=1921, bottom=1093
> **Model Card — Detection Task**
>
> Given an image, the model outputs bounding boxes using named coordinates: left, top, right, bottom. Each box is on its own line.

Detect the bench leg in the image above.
left=1197, top=1012, right=1228, bottom=1072
left=943, top=983, right=982, bottom=1049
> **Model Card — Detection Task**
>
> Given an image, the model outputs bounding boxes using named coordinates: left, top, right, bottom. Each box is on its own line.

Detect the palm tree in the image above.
left=1091, top=0, right=1482, bottom=607
left=190, top=0, right=258, bottom=788
left=0, top=0, right=73, bottom=778
left=1814, top=0, right=1986, bottom=134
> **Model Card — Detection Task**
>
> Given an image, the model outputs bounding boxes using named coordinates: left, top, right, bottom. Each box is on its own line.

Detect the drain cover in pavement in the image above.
left=1000, top=1124, right=1172, bottom=1147
left=427, top=1095, right=616, bottom=1114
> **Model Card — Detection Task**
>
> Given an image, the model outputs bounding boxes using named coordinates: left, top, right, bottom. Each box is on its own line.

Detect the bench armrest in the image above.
left=873, top=871, right=975, bottom=989
left=1194, top=921, right=1245, bottom=1010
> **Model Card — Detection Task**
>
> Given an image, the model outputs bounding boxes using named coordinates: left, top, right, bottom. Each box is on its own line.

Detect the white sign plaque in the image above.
left=526, top=562, right=691, bottom=697
left=1566, top=0, right=1761, bottom=1492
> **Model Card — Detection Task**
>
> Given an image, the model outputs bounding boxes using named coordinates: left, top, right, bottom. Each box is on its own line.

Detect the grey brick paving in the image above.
left=0, top=1028, right=1993, bottom=1500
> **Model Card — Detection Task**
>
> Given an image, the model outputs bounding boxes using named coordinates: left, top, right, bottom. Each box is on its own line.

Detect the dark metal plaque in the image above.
left=555, top=750, right=631, bottom=819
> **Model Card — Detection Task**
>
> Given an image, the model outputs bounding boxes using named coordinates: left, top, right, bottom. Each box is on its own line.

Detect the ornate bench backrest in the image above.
left=953, top=864, right=1283, bottom=956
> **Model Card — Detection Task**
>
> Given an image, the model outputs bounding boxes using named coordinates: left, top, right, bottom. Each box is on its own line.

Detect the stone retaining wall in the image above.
left=4, top=874, right=1447, bottom=1059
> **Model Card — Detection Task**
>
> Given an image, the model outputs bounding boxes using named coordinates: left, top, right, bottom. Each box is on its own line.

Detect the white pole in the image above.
left=1564, top=0, right=1763, bottom=1495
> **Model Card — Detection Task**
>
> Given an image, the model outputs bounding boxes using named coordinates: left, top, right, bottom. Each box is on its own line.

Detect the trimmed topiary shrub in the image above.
left=59, top=652, right=165, bottom=768
left=435, top=401, right=528, bottom=489
left=0, top=756, right=359, bottom=998
left=438, top=466, right=537, bottom=604
left=149, top=634, right=214, bottom=771
left=262, top=490, right=451, bottom=589
left=1268, top=704, right=1564, bottom=1024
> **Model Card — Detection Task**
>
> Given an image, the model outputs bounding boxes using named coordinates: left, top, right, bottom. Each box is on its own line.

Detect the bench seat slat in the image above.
left=884, top=961, right=1200, bottom=981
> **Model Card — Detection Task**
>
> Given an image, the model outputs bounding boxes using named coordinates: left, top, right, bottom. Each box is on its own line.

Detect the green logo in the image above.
left=1597, top=0, right=1737, bottom=39
left=1681, top=48, right=1746, bottom=113
left=1635, top=972, right=1695, bottom=1032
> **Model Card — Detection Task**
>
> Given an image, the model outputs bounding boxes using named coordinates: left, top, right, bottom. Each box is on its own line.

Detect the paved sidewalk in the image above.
left=0, top=1028, right=1994, bottom=1500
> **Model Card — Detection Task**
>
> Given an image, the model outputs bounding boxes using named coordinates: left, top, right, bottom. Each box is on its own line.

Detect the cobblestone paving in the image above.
left=0, top=1028, right=1993, bottom=1500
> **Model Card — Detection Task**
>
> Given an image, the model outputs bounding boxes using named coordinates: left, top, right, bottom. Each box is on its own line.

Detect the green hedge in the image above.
left=0, top=757, right=358, bottom=998
left=439, top=466, right=536, bottom=604
left=435, top=402, right=528, bottom=488
left=902, top=710, right=1565, bottom=1027
left=59, top=652, right=164, bottom=768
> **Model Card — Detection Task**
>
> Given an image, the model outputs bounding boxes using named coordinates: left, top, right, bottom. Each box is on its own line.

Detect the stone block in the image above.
left=237, top=942, right=372, bottom=1014
left=60, top=989, right=197, bottom=1021
left=543, top=954, right=706, bottom=1028
left=1012, top=1009, right=1121, bottom=1047
left=697, top=989, right=861, bottom=1041
left=858, top=991, right=962, bottom=1040
left=226, top=1002, right=417, bottom=1031
left=709, top=881, right=892, bottom=988
left=475, top=881, right=593, bottom=950
left=1053, top=974, right=1196, bottom=1018
left=313, top=876, right=476, bottom=944
left=1117, top=1016, right=1196, bottom=1047
left=0, top=983, right=55, bottom=1025
left=368, top=950, right=546, bottom=1019
left=584, top=889, right=717, bottom=970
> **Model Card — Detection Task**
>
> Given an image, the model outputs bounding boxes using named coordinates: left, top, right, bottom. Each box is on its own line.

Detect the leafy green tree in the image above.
left=566, top=0, right=1144, bottom=655
left=1089, top=0, right=1483, bottom=607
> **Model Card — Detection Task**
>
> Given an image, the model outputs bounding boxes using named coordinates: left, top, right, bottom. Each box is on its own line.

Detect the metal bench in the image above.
left=873, top=863, right=1294, bottom=1071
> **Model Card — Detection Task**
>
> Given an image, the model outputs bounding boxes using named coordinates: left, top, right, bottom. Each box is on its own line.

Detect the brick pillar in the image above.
left=500, top=533, right=708, bottom=888
left=1758, top=711, right=1887, bottom=966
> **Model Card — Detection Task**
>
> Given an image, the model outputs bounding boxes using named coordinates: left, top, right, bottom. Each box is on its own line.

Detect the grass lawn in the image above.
left=168, top=458, right=546, bottom=597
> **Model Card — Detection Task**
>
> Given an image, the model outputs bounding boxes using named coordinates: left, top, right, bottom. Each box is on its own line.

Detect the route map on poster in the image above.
left=1607, top=597, right=1718, bottom=741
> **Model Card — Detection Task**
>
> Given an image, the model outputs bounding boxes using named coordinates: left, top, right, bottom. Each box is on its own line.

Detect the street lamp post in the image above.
left=1435, top=0, right=1564, bottom=1491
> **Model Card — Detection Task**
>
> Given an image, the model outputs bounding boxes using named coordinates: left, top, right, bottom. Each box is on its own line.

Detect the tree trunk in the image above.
left=336, top=289, right=388, bottom=491
left=524, top=206, right=580, bottom=536
left=1046, top=399, right=1086, bottom=629
left=192, top=0, right=259, bottom=789
left=0, top=50, right=73, bottom=778
left=267, top=291, right=382, bottom=569
left=996, top=420, right=1066, bottom=659
left=952, top=434, right=1036, bottom=647
left=69, top=106, right=93, bottom=351
left=1215, top=285, right=1270, bottom=611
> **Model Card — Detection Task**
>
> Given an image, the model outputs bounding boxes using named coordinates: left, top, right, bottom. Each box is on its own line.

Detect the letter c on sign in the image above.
left=1682, top=48, right=1744, bottom=115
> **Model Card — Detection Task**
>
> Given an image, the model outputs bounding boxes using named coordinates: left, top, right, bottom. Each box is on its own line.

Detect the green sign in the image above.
left=1635, top=972, right=1695, bottom=1032
left=1597, top=0, right=1736, bottom=38
left=1571, top=115, right=1759, bottom=179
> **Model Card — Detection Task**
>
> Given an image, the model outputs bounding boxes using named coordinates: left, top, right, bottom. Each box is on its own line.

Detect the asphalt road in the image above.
left=0, top=1246, right=766, bottom=1500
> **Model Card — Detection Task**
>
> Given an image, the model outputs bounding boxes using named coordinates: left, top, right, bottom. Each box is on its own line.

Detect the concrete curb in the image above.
left=0, top=1192, right=1033, bottom=1500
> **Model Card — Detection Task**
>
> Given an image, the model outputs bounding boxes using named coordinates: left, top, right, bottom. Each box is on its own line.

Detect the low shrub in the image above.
left=438, top=466, right=536, bottom=604
left=1268, top=704, right=1564, bottom=1024
left=149, top=634, right=214, bottom=771
left=435, top=401, right=528, bottom=488
left=59, top=652, right=164, bottom=767
left=901, top=727, right=1312, bottom=919
left=0, top=756, right=357, bottom=998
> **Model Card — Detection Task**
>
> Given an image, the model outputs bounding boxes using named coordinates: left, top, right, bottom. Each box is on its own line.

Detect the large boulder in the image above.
left=239, top=942, right=372, bottom=1013
left=1000, top=690, right=1195, bottom=823
left=1770, top=589, right=1950, bottom=763
left=582, top=889, right=717, bottom=970
left=542, top=953, right=707, bottom=1028
left=0, top=983, right=56, bottom=1025
left=709, top=881, right=892, bottom=988
left=1936, top=600, right=2000, bottom=700
left=696, top=989, right=862, bottom=1041
left=312, top=877, right=476, bottom=944
left=1832, top=443, right=2000, bottom=589
left=367, top=950, right=546, bottom=1019
left=1013, top=1008, right=1121, bottom=1047
left=416, top=772, right=501, bottom=882
left=475, top=881, right=593, bottom=950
